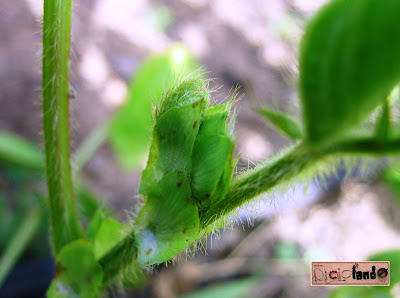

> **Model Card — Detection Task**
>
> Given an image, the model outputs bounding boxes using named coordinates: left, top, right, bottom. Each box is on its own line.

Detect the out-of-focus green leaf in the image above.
left=299, top=0, right=400, bottom=143
left=275, top=241, right=299, bottom=260
left=368, top=249, right=400, bottom=285
left=330, top=249, right=400, bottom=298
left=47, top=240, right=103, bottom=298
left=0, top=130, right=43, bottom=170
left=109, top=45, right=200, bottom=170
left=257, top=108, right=302, bottom=140
left=93, top=218, right=130, bottom=259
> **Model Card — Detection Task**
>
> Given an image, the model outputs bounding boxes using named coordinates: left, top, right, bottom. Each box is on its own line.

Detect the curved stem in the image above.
left=199, top=144, right=316, bottom=226
left=42, top=0, right=82, bottom=253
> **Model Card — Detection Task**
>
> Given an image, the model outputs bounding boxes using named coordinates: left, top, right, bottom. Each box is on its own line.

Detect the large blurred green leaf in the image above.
left=109, top=45, right=200, bottom=170
left=300, top=0, right=400, bottom=143
left=368, top=249, right=400, bottom=285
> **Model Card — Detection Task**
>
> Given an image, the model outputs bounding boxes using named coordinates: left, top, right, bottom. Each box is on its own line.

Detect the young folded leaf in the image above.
left=139, top=79, right=208, bottom=196
left=300, top=0, right=400, bottom=143
left=257, top=108, right=302, bottom=140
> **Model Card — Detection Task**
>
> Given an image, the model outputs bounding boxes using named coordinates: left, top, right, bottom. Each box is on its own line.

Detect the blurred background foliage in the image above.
left=1, top=0, right=400, bottom=297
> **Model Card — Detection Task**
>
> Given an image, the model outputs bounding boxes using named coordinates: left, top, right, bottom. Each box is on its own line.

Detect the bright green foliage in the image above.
left=257, top=108, right=302, bottom=140
left=109, top=45, right=199, bottom=170
left=0, top=130, right=43, bottom=170
left=300, top=0, right=400, bottom=144
left=136, top=78, right=235, bottom=265
left=93, top=219, right=130, bottom=259
left=135, top=172, right=199, bottom=265
left=47, top=240, right=103, bottom=298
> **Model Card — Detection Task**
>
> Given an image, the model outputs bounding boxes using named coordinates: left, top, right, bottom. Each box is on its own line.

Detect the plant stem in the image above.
left=42, top=0, right=82, bottom=253
left=199, top=144, right=316, bottom=227
left=0, top=208, right=41, bottom=287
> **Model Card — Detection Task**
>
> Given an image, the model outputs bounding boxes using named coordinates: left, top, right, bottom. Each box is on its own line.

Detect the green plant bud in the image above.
left=136, top=78, right=236, bottom=265
left=139, top=78, right=209, bottom=196
left=135, top=171, right=199, bottom=265
left=139, top=100, right=205, bottom=195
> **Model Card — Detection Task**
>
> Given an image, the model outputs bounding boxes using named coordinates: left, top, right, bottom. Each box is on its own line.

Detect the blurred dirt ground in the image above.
left=1, top=1, right=400, bottom=297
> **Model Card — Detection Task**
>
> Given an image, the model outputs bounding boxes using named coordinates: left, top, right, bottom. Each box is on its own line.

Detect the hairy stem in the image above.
left=42, top=0, right=82, bottom=253
left=199, top=144, right=316, bottom=226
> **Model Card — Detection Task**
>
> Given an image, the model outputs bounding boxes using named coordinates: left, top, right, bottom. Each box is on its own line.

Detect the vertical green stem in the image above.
left=42, top=0, right=82, bottom=253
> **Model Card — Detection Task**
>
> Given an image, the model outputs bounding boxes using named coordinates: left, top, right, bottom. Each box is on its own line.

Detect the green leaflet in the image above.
left=257, top=108, right=302, bottom=140
left=135, top=171, right=199, bottom=265
left=47, top=240, right=103, bottom=298
left=300, top=0, right=400, bottom=144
